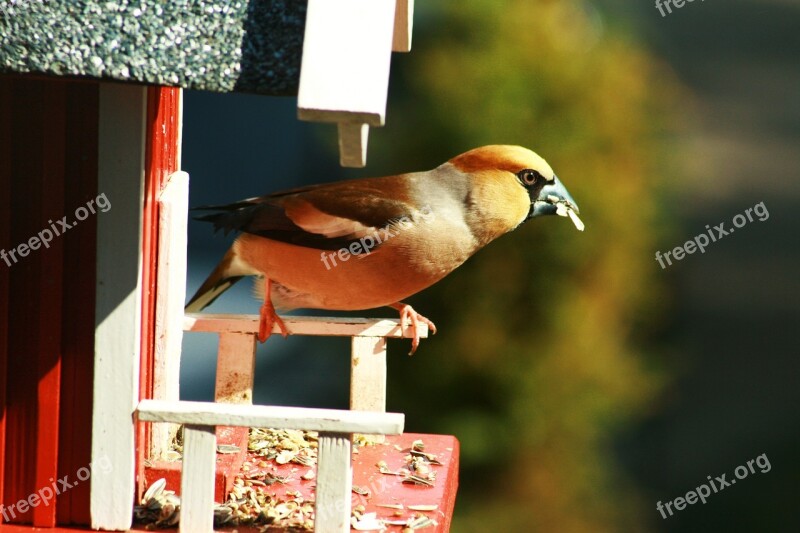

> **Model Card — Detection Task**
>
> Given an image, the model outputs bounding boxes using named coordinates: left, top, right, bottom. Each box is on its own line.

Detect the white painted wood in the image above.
left=175, top=88, right=184, bottom=170
left=179, top=425, right=217, bottom=533
left=392, top=0, right=414, bottom=52
left=298, top=0, right=397, bottom=166
left=298, top=0, right=396, bottom=126
left=152, top=171, right=190, bottom=458
left=350, top=336, right=387, bottom=412
left=91, top=84, right=147, bottom=531
left=137, top=400, right=404, bottom=435
left=184, top=313, right=428, bottom=340
left=215, top=332, right=257, bottom=404
left=337, top=122, right=369, bottom=168
left=314, top=433, right=353, bottom=533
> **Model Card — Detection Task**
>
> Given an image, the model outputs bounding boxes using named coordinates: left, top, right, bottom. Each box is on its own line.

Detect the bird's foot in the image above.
left=258, top=300, right=289, bottom=343
left=390, top=302, right=437, bottom=355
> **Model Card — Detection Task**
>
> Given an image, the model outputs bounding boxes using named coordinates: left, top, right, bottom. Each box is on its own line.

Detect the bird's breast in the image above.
left=234, top=220, right=477, bottom=311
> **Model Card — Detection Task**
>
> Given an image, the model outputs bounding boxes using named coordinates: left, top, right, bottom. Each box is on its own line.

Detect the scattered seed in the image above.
left=376, top=503, right=404, bottom=510
left=352, top=485, right=370, bottom=496
left=217, top=444, right=240, bottom=454
left=408, top=504, right=438, bottom=512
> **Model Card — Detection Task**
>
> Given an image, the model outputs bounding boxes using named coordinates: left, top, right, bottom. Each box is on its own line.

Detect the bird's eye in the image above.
left=517, top=169, right=544, bottom=186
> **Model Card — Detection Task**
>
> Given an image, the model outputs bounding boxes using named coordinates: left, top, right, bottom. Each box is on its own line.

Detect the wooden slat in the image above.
left=57, top=81, right=100, bottom=526
left=337, top=122, right=369, bottom=168
left=216, top=332, right=257, bottom=404
left=350, top=336, right=387, bottom=412
left=5, top=78, right=54, bottom=525
left=137, top=400, right=404, bottom=435
left=392, top=0, right=414, bottom=52
left=151, top=171, right=190, bottom=458
left=139, top=87, right=183, bottom=493
left=314, top=433, right=353, bottom=533
left=179, top=426, right=217, bottom=533
left=90, top=83, right=148, bottom=531
left=4, top=78, right=40, bottom=524
left=185, top=314, right=428, bottom=340
left=297, top=0, right=396, bottom=126
left=31, top=79, right=68, bottom=529
left=0, top=75, right=11, bottom=517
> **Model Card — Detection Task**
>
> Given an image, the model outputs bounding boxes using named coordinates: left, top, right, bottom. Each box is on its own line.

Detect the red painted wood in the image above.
left=5, top=78, right=49, bottom=525
left=0, top=430, right=458, bottom=532
left=0, top=77, right=100, bottom=527
left=29, top=81, right=68, bottom=528
left=249, top=432, right=459, bottom=532
left=0, top=520, right=254, bottom=532
left=351, top=434, right=459, bottom=532
left=0, top=76, right=12, bottom=512
left=142, top=432, right=458, bottom=531
left=56, top=82, right=100, bottom=526
left=144, top=426, right=250, bottom=503
left=137, top=86, right=182, bottom=499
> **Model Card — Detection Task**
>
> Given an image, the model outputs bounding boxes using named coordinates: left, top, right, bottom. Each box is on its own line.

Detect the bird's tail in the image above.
left=185, top=250, right=246, bottom=312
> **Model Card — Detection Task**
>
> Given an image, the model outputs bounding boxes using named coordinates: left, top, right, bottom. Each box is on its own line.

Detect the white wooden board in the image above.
left=179, top=425, right=217, bottom=533
left=184, top=313, right=428, bottom=339
left=91, top=83, right=147, bottom=531
left=137, top=400, right=404, bottom=435
left=152, top=171, right=189, bottom=458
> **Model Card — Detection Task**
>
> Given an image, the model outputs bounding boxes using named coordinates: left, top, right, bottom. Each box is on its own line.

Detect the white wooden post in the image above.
left=215, top=332, right=257, bottom=404
left=152, top=171, right=189, bottom=458
left=393, top=0, right=414, bottom=52
left=315, top=433, right=353, bottom=533
left=297, top=0, right=397, bottom=167
left=91, top=83, right=147, bottom=530
left=350, top=336, right=387, bottom=412
left=337, top=122, right=369, bottom=168
left=180, top=425, right=217, bottom=533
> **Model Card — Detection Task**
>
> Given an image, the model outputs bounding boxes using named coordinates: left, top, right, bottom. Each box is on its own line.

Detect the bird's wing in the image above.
left=193, top=177, right=419, bottom=252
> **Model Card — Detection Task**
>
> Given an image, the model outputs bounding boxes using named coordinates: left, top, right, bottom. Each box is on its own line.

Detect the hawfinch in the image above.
left=186, top=145, right=583, bottom=354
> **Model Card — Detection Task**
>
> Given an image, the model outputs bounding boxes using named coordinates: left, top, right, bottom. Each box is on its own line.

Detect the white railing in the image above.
left=185, top=313, right=429, bottom=412
left=137, top=400, right=404, bottom=533
left=138, top=315, right=427, bottom=533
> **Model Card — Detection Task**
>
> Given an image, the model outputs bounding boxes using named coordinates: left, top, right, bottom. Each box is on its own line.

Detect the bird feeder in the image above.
left=0, top=1, right=458, bottom=532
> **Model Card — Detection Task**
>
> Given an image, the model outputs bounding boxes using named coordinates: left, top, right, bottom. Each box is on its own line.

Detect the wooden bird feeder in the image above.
left=0, top=1, right=458, bottom=532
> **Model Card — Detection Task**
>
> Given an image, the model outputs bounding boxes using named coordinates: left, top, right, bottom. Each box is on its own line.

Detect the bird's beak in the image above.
left=529, top=175, right=584, bottom=231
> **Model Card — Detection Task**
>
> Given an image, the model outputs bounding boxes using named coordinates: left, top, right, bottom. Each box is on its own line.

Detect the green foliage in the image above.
left=368, top=1, right=681, bottom=531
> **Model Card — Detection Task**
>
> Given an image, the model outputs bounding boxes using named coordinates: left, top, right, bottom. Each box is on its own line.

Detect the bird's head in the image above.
left=449, top=145, right=584, bottom=232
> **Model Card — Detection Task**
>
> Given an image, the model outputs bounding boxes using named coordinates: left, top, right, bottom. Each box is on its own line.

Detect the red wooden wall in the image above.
left=0, top=78, right=99, bottom=526
left=0, top=78, right=180, bottom=527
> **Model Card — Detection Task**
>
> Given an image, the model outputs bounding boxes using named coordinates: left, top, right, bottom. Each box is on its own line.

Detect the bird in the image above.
left=185, top=145, right=584, bottom=354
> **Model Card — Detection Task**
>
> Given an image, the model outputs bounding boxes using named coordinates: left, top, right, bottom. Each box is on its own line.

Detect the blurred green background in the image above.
left=181, top=0, right=800, bottom=531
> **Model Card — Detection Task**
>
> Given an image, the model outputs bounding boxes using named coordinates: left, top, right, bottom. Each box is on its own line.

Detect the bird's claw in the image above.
left=258, top=302, right=289, bottom=343
left=392, top=303, right=437, bottom=355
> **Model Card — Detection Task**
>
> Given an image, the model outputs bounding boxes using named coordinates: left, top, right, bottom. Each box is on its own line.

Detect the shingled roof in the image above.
left=0, top=0, right=306, bottom=95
